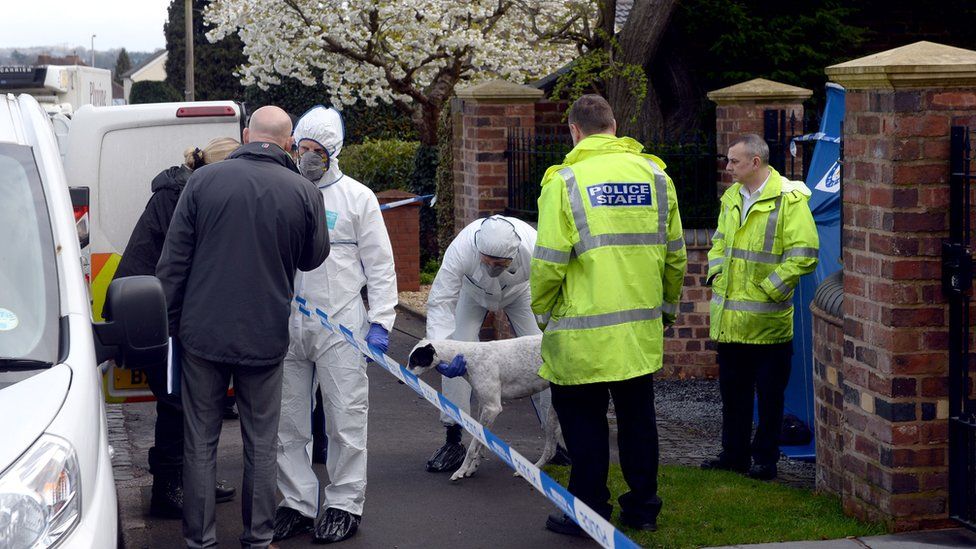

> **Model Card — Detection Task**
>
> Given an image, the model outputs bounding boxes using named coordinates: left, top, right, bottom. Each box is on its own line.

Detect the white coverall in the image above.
left=277, top=106, right=397, bottom=518
left=426, top=216, right=550, bottom=426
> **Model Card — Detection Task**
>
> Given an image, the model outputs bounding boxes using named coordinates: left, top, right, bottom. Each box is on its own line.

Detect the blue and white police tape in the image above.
left=294, top=294, right=641, bottom=549
left=379, top=194, right=435, bottom=211
left=790, top=132, right=841, bottom=157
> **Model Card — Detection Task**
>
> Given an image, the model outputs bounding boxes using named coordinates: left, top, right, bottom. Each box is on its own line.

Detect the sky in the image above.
left=0, top=0, right=171, bottom=52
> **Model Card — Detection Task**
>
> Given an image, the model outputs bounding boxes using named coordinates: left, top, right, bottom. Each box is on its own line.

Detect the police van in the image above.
left=63, top=101, right=245, bottom=401
left=0, top=93, right=170, bottom=548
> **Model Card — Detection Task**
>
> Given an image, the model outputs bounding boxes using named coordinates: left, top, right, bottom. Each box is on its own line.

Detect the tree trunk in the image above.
left=412, top=104, right=441, bottom=147
left=606, top=0, right=677, bottom=138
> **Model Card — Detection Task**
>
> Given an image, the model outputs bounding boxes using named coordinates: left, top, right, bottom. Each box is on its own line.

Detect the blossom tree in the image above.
left=205, top=0, right=596, bottom=146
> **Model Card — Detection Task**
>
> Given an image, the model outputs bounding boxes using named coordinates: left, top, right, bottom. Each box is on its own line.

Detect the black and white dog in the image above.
left=408, top=335, right=561, bottom=481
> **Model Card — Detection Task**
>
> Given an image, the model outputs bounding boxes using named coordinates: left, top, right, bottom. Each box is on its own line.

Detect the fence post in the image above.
left=453, top=80, right=543, bottom=232
left=707, top=78, right=812, bottom=193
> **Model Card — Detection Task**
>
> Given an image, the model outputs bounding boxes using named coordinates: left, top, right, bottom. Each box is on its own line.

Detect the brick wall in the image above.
left=377, top=190, right=421, bottom=291
left=714, top=102, right=806, bottom=191
left=813, top=301, right=846, bottom=495
left=534, top=99, right=569, bottom=134
left=453, top=83, right=541, bottom=230
left=834, top=86, right=973, bottom=530
left=663, top=230, right=717, bottom=378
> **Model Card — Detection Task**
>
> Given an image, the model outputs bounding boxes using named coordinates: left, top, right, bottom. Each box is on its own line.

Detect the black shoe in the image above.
left=313, top=507, right=361, bottom=544
left=149, top=475, right=183, bottom=519
left=620, top=512, right=658, bottom=532
left=273, top=507, right=314, bottom=541
left=747, top=463, right=778, bottom=481
left=546, top=445, right=572, bottom=466
left=425, top=441, right=465, bottom=472
left=700, top=457, right=749, bottom=474
left=215, top=480, right=235, bottom=503
left=545, top=512, right=587, bottom=538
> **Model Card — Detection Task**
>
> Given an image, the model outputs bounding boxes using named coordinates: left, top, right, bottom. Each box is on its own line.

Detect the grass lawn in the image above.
left=543, top=464, right=886, bottom=548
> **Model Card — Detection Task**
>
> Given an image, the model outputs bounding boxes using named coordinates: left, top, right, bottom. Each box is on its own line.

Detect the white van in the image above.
left=0, top=93, right=169, bottom=548
left=63, top=101, right=244, bottom=400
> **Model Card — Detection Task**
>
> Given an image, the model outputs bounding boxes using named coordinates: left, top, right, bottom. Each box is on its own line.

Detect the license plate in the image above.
left=113, top=367, right=151, bottom=391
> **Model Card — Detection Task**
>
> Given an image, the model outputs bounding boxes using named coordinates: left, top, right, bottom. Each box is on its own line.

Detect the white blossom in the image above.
left=206, top=0, right=596, bottom=118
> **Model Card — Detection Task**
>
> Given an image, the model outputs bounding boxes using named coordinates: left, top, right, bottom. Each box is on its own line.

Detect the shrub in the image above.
left=420, top=259, right=441, bottom=286
left=129, top=80, right=182, bottom=104
left=339, top=138, right=420, bottom=193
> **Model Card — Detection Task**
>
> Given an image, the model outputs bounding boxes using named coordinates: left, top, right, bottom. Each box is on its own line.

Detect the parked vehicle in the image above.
left=0, top=64, right=112, bottom=116
left=63, top=101, right=244, bottom=400
left=0, top=93, right=169, bottom=548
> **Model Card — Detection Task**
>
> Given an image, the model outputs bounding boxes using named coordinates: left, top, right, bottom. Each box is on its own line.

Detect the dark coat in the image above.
left=114, top=165, right=191, bottom=279
left=156, top=142, right=330, bottom=366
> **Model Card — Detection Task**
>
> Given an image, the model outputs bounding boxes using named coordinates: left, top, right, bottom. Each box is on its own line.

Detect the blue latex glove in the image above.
left=436, top=354, right=467, bottom=378
left=365, top=323, right=389, bottom=355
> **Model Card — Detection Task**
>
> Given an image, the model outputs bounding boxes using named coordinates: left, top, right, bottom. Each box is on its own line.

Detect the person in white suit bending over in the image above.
left=424, top=215, right=567, bottom=473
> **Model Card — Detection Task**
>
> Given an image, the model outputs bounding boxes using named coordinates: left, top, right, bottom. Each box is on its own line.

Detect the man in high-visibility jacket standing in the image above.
left=531, top=94, right=687, bottom=536
left=701, top=133, right=818, bottom=481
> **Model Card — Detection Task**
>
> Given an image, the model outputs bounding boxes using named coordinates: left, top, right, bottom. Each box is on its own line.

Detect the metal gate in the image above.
left=946, top=126, right=976, bottom=531
left=764, top=109, right=823, bottom=181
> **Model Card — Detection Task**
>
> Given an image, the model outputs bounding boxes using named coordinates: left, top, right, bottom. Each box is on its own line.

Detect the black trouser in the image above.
left=550, top=373, right=662, bottom=523
left=717, top=341, right=793, bottom=467
left=144, top=361, right=183, bottom=478
left=182, top=351, right=283, bottom=549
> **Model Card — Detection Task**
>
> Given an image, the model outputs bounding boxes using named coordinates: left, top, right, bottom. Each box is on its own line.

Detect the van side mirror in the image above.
left=94, top=276, right=169, bottom=367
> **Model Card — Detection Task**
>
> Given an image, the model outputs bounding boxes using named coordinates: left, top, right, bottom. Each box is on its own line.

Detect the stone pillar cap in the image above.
left=826, top=41, right=976, bottom=90
left=455, top=79, right=544, bottom=102
left=707, top=78, right=813, bottom=104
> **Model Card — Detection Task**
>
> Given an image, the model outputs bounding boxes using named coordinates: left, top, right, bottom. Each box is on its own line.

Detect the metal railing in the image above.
left=946, top=126, right=976, bottom=532
left=505, top=127, right=720, bottom=228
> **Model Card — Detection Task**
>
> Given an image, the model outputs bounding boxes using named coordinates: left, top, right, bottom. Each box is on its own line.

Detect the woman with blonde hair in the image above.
left=113, top=136, right=240, bottom=519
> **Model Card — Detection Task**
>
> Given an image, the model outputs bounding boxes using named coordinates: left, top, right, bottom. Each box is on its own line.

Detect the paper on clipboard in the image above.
left=167, top=337, right=182, bottom=395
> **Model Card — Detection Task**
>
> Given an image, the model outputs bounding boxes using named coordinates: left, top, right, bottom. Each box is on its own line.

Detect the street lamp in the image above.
left=90, top=34, right=96, bottom=67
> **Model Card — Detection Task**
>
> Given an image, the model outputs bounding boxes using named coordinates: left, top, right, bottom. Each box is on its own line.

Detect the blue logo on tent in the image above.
left=815, top=161, right=841, bottom=194
left=587, top=183, right=652, bottom=207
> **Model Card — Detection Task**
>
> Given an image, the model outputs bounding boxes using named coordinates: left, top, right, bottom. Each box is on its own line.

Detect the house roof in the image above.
left=123, top=49, right=166, bottom=79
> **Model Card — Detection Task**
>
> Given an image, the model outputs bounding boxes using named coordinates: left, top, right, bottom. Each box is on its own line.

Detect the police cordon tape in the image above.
left=789, top=132, right=842, bottom=157
left=378, top=193, right=435, bottom=211
left=293, top=294, right=642, bottom=549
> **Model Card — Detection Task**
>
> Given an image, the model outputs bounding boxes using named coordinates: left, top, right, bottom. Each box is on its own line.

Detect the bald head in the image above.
left=244, top=106, right=294, bottom=151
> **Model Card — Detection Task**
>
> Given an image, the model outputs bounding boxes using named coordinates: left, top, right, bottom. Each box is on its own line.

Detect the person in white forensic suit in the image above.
left=273, top=106, right=397, bottom=544
left=424, top=215, right=568, bottom=473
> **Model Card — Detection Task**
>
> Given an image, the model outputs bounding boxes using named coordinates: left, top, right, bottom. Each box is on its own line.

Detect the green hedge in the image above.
left=129, top=80, right=182, bottom=104
left=339, top=138, right=419, bottom=193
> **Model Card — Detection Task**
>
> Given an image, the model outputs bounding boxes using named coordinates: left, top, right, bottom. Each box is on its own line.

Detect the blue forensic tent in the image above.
left=780, top=83, right=845, bottom=460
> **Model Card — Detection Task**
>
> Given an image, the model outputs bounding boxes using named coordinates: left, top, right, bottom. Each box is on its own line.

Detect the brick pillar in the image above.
left=707, top=78, right=812, bottom=192
left=825, top=41, right=976, bottom=531
left=377, top=190, right=421, bottom=292
left=662, top=229, right=718, bottom=379
left=453, top=80, right=543, bottom=233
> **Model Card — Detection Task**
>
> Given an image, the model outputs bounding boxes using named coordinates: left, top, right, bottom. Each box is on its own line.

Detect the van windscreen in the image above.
left=0, top=143, right=59, bottom=375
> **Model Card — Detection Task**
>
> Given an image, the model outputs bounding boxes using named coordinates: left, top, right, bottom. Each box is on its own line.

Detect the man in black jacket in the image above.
left=157, top=105, right=330, bottom=549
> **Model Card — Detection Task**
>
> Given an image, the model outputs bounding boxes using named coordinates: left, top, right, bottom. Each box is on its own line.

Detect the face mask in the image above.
left=484, top=263, right=507, bottom=278
left=298, top=150, right=327, bottom=182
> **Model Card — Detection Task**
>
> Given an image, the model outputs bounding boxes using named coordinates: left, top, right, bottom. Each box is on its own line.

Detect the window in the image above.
left=0, top=144, right=59, bottom=370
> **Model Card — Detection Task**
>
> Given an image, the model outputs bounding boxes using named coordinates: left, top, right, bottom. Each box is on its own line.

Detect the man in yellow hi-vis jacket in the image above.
left=531, top=95, right=687, bottom=536
left=701, top=133, right=818, bottom=481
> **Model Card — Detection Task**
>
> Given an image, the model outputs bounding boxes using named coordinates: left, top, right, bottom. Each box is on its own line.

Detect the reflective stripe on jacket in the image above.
left=530, top=134, right=687, bottom=385
left=707, top=167, right=819, bottom=344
